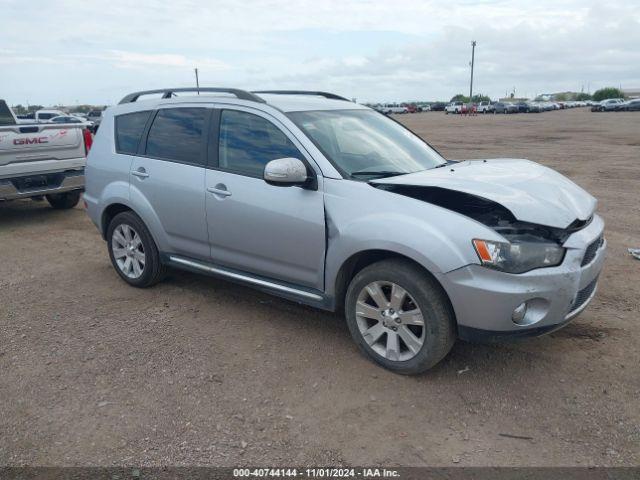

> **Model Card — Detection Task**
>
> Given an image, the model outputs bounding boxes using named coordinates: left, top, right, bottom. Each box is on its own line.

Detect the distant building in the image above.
left=622, top=88, right=640, bottom=99
left=537, top=92, right=582, bottom=101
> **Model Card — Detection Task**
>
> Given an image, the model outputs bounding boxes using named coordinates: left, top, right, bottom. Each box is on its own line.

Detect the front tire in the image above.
left=107, top=211, right=166, bottom=287
left=345, top=259, right=456, bottom=374
left=46, top=191, right=81, bottom=209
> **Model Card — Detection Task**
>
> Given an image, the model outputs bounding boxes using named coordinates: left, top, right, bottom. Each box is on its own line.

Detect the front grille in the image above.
left=581, top=235, right=603, bottom=266
left=570, top=278, right=598, bottom=313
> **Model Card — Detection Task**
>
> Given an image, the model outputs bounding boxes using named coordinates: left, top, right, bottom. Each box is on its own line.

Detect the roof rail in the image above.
left=118, top=88, right=266, bottom=105
left=252, top=90, right=350, bottom=102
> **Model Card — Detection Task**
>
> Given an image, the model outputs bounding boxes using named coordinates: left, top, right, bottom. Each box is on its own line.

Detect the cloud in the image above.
left=100, top=51, right=229, bottom=70
left=1, top=0, right=639, bottom=104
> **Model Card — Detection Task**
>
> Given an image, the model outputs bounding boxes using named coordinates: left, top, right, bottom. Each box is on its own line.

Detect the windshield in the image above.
left=287, top=109, right=445, bottom=179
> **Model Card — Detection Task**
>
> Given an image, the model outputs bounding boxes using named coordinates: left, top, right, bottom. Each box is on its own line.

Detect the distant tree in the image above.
left=450, top=94, right=470, bottom=103
left=555, top=93, right=569, bottom=101
left=27, top=105, right=44, bottom=112
left=592, top=87, right=624, bottom=102
left=471, top=94, right=491, bottom=103
left=12, top=104, right=26, bottom=115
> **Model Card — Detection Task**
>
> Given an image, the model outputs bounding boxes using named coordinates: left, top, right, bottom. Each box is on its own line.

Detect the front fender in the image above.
left=323, top=179, right=503, bottom=298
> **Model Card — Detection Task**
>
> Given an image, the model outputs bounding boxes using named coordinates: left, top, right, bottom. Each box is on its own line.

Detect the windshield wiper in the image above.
left=350, top=170, right=407, bottom=179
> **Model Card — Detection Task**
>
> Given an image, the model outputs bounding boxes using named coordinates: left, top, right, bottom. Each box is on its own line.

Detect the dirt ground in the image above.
left=1, top=108, right=638, bottom=467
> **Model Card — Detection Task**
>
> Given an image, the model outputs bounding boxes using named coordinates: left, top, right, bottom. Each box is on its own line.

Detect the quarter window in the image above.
left=145, top=108, right=206, bottom=165
left=218, top=110, right=302, bottom=177
left=115, top=111, right=151, bottom=155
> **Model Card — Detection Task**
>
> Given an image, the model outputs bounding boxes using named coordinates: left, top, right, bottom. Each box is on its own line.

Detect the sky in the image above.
left=1, top=0, right=639, bottom=106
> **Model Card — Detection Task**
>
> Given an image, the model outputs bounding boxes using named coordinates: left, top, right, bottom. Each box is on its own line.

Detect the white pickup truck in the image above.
left=379, top=104, right=408, bottom=114
left=0, top=100, right=91, bottom=208
left=16, top=109, right=67, bottom=124
left=444, top=101, right=465, bottom=114
left=476, top=101, right=494, bottom=113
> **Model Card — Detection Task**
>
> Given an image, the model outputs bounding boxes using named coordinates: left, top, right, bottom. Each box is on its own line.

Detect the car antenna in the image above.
left=194, top=68, right=200, bottom=95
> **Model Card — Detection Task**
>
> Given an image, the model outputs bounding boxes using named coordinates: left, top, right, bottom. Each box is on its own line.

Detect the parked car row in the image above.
left=591, top=98, right=640, bottom=112
left=372, top=103, right=431, bottom=114
left=371, top=97, right=640, bottom=116
left=443, top=99, right=597, bottom=115
left=16, top=108, right=104, bottom=132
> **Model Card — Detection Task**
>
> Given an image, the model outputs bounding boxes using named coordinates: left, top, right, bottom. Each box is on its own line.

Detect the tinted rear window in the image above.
left=38, top=113, right=56, bottom=120
left=115, top=111, right=151, bottom=155
left=145, top=108, right=206, bottom=165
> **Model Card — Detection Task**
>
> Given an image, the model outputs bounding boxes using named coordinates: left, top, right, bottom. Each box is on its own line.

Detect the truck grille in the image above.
left=581, top=235, right=603, bottom=266
left=569, top=278, right=598, bottom=313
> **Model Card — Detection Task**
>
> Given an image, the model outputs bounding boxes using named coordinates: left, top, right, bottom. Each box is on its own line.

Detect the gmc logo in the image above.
left=14, top=137, right=49, bottom=145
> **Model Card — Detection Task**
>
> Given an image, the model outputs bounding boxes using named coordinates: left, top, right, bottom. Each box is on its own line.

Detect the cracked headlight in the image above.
left=472, top=239, right=565, bottom=274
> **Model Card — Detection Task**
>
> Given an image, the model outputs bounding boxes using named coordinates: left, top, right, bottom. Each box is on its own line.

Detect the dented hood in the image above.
left=371, top=159, right=596, bottom=229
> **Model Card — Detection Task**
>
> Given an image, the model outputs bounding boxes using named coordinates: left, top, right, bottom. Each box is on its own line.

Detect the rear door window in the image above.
left=145, top=108, right=206, bottom=165
left=115, top=110, right=151, bottom=155
left=217, top=110, right=302, bottom=177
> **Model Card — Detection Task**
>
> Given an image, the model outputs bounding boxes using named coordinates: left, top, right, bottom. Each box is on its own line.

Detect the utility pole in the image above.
left=194, top=68, right=200, bottom=95
left=469, top=40, right=476, bottom=102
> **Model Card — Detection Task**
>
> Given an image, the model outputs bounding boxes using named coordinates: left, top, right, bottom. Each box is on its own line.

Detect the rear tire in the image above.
left=46, top=191, right=81, bottom=209
left=107, top=211, right=166, bottom=288
left=345, top=259, right=456, bottom=375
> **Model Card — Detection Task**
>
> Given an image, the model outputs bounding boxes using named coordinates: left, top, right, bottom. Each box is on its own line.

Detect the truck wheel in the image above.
left=46, top=191, right=81, bottom=209
left=345, top=259, right=456, bottom=375
left=107, top=211, right=166, bottom=288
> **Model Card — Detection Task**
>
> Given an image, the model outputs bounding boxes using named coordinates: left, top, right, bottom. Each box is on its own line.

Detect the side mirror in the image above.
left=263, top=158, right=309, bottom=186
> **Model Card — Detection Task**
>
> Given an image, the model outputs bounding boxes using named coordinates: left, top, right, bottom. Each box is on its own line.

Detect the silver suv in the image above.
left=85, top=88, right=606, bottom=374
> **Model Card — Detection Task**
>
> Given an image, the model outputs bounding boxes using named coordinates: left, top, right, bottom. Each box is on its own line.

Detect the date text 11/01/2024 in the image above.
left=233, top=468, right=400, bottom=478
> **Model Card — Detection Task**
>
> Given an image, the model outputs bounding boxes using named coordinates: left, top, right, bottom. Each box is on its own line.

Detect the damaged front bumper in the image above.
left=440, top=214, right=606, bottom=342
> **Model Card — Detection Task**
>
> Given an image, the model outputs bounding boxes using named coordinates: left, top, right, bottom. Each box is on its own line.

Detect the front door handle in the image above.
left=207, top=186, right=232, bottom=197
left=131, top=168, right=149, bottom=179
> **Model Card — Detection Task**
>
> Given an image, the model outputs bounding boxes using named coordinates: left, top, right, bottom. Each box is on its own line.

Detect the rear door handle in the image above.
left=207, top=187, right=232, bottom=197
left=131, top=168, right=149, bottom=179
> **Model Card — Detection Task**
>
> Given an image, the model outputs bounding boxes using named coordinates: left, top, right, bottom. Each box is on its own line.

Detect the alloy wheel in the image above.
left=111, top=224, right=145, bottom=279
left=355, top=281, right=425, bottom=362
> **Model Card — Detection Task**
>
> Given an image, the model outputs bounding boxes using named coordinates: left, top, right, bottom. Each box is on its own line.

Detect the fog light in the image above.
left=512, top=302, right=528, bottom=325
